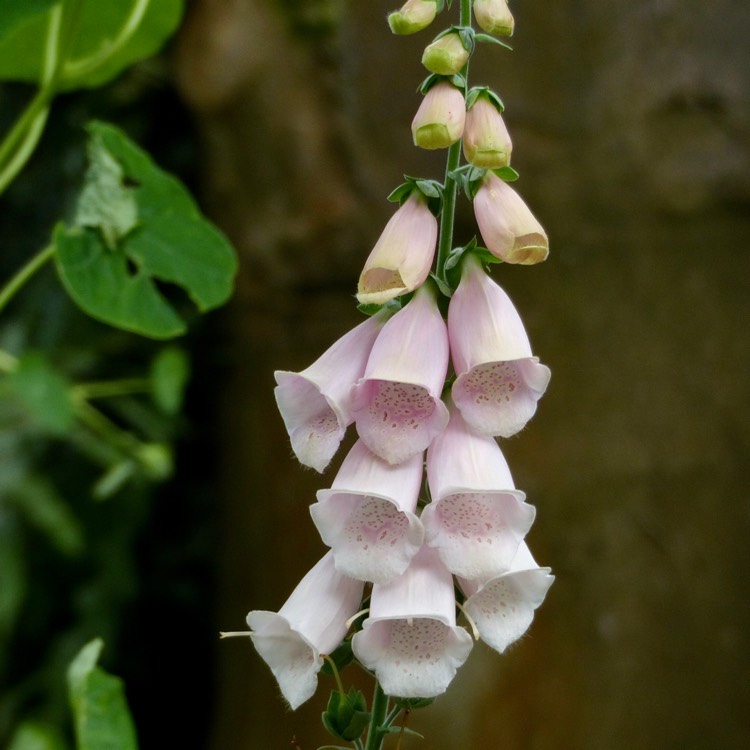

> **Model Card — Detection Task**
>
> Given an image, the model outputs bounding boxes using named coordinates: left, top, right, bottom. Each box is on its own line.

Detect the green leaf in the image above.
left=494, top=165, right=520, bottom=182
left=0, top=0, right=185, bottom=89
left=321, top=688, right=370, bottom=742
left=9, top=351, right=74, bottom=434
left=0, top=0, right=57, bottom=44
left=7, top=721, right=68, bottom=750
left=55, top=121, right=237, bottom=339
left=150, top=346, right=189, bottom=414
left=67, top=639, right=139, bottom=750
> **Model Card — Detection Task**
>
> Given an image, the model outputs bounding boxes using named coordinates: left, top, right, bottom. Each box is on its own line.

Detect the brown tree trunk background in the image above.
left=175, top=1, right=750, bottom=747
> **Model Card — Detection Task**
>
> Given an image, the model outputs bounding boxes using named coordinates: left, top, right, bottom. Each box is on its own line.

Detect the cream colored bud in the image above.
left=388, top=0, right=438, bottom=35
left=474, top=0, right=515, bottom=37
left=462, top=95, right=512, bottom=169
left=421, top=32, right=470, bottom=76
left=473, top=172, right=549, bottom=265
left=412, top=82, right=466, bottom=150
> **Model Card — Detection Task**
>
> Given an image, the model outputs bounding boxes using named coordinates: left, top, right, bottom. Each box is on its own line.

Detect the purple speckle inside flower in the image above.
left=437, top=493, right=506, bottom=545
left=388, top=619, right=447, bottom=670
left=345, top=496, right=409, bottom=551
left=461, top=361, right=521, bottom=406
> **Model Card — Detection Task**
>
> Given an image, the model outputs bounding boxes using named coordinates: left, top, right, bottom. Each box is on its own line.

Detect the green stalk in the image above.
left=364, top=680, right=389, bottom=750
left=435, top=0, right=473, bottom=282
left=0, top=245, right=56, bottom=315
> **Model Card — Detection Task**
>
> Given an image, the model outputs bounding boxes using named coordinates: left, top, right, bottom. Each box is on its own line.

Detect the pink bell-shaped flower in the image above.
left=274, top=311, right=389, bottom=473
left=459, top=541, right=554, bottom=653
left=448, top=254, right=550, bottom=437
left=473, top=171, right=549, bottom=265
left=310, top=440, right=425, bottom=583
left=462, top=94, right=512, bottom=169
left=352, top=546, right=473, bottom=698
left=412, top=81, right=466, bottom=150
left=246, top=552, right=365, bottom=709
left=351, top=283, right=450, bottom=464
left=474, top=0, right=514, bottom=36
left=422, top=402, right=535, bottom=579
left=357, top=193, right=437, bottom=306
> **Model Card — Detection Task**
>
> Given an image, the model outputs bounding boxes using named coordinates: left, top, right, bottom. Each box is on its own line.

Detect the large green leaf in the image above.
left=0, top=0, right=57, bottom=44
left=67, top=639, right=138, bottom=750
left=7, top=721, right=68, bottom=750
left=55, top=121, right=237, bottom=339
left=0, top=0, right=184, bottom=89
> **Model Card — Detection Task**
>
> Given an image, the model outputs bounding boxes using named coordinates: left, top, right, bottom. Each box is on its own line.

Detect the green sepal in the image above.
left=386, top=176, right=443, bottom=215
left=493, top=165, right=520, bottom=182
left=383, top=725, right=426, bottom=739
left=321, top=687, right=371, bottom=742
left=430, top=272, right=453, bottom=300
left=430, top=25, right=475, bottom=55
left=320, top=640, right=355, bottom=676
left=357, top=297, right=403, bottom=318
left=435, top=0, right=446, bottom=11
left=417, top=72, right=465, bottom=94
left=474, top=32, right=513, bottom=50
left=466, top=86, right=504, bottom=111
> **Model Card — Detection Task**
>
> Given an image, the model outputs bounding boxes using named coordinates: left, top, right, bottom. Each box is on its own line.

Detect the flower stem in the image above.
left=364, top=680, right=389, bottom=750
left=435, top=0, right=473, bottom=283
left=0, top=245, right=56, bottom=315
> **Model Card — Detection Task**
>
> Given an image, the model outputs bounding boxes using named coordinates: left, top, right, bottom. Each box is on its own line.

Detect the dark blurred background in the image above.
left=2, top=1, right=749, bottom=748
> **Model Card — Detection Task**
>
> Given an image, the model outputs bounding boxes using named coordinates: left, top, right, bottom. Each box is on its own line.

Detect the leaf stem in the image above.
left=435, top=0, right=473, bottom=283
left=364, top=680, right=389, bottom=750
left=0, top=245, right=56, bottom=315
left=72, top=378, right=151, bottom=400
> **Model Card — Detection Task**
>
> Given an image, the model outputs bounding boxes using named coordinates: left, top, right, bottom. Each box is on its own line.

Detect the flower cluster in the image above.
left=240, top=0, right=555, bottom=722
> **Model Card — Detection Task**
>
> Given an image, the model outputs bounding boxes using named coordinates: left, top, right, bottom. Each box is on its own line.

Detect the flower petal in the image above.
left=311, top=441, right=424, bottom=583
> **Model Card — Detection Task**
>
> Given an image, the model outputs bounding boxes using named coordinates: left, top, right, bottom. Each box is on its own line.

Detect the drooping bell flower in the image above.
left=421, top=31, right=470, bottom=76
left=463, top=93, right=512, bottom=169
left=246, top=552, right=365, bottom=709
left=473, top=171, right=549, bottom=264
left=388, top=0, right=438, bottom=35
left=274, top=311, right=389, bottom=473
left=459, top=541, right=554, bottom=653
left=351, top=283, right=450, bottom=464
left=352, top=546, right=473, bottom=698
left=422, top=402, right=535, bottom=579
left=473, top=0, right=514, bottom=36
left=448, top=254, right=550, bottom=437
left=412, top=81, right=466, bottom=150
left=310, top=440, right=424, bottom=584
left=357, top=192, right=437, bottom=306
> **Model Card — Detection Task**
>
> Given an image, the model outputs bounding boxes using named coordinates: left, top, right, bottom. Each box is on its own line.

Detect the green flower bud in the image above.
left=474, top=0, right=515, bottom=37
left=388, top=0, right=438, bottom=35
left=412, top=81, right=466, bottom=150
left=462, top=93, right=512, bottom=168
left=421, top=31, right=470, bottom=76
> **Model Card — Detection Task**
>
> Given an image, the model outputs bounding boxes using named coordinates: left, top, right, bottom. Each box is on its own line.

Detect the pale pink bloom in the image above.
left=459, top=541, right=554, bottom=654
left=474, top=171, right=549, bottom=265
left=411, top=81, right=466, bottom=150
left=310, top=440, right=424, bottom=583
left=352, top=546, right=473, bottom=698
left=422, top=403, right=535, bottom=579
left=246, top=552, right=365, bottom=709
left=388, top=0, right=437, bottom=35
left=357, top=193, right=437, bottom=306
left=448, top=254, right=550, bottom=437
left=474, top=0, right=514, bottom=36
left=462, top=95, right=512, bottom=169
left=351, top=284, right=450, bottom=464
left=274, top=312, right=388, bottom=473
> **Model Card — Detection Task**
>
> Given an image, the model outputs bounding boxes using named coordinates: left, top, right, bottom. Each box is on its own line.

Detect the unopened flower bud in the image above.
left=412, top=82, right=466, bottom=150
left=388, top=0, right=437, bottom=35
left=473, top=171, right=549, bottom=265
left=463, top=94, right=512, bottom=168
left=474, top=0, right=514, bottom=36
left=421, top=32, right=470, bottom=76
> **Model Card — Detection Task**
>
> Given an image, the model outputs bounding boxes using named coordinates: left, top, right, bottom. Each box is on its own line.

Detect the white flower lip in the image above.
left=448, top=255, right=550, bottom=437
left=311, top=441, right=425, bottom=583
left=274, top=312, right=387, bottom=472
left=246, top=552, right=364, bottom=710
left=351, top=285, right=450, bottom=464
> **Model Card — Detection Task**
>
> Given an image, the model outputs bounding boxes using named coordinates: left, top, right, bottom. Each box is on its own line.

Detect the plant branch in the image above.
left=0, top=245, right=56, bottom=315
